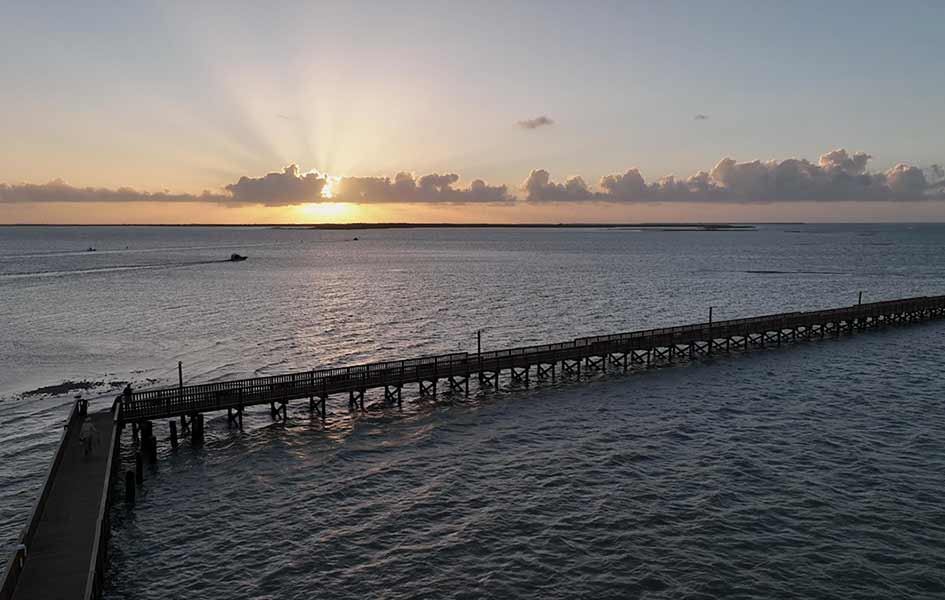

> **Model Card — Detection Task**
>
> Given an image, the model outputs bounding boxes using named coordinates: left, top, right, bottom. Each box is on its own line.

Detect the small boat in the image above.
left=229, top=253, right=247, bottom=262
left=352, top=237, right=359, bottom=241
left=87, top=247, right=96, bottom=252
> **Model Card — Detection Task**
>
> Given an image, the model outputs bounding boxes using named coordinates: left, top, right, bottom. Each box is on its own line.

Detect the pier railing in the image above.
left=120, top=294, right=945, bottom=422
left=84, top=402, right=121, bottom=600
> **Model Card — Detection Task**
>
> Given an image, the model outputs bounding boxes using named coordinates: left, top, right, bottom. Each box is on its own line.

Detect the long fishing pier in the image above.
left=3, top=293, right=945, bottom=599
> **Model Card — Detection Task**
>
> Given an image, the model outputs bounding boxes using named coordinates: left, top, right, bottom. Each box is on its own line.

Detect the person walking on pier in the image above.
left=79, top=415, right=97, bottom=456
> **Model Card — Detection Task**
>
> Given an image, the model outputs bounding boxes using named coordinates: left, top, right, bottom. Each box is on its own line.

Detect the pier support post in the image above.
left=146, top=434, right=157, bottom=464
left=125, top=471, right=136, bottom=504
left=169, top=421, right=178, bottom=449
left=135, top=452, right=143, bottom=484
left=191, top=413, right=204, bottom=446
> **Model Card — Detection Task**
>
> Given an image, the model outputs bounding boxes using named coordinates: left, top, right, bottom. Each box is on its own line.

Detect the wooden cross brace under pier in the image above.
left=536, top=362, right=556, bottom=380
left=349, top=389, right=365, bottom=412
left=418, top=379, right=438, bottom=397
left=478, top=370, right=500, bottom=388
left=309, top=393, right=328, bottom=420
left=269, top=400, right=288, bottom=421
left=608, top=353, right=629, bottom=371
left=584, top=355, right=606, bottom=372
left=226, top=406, right=244, bottom=431
left=629, top=349, right=651, bottom=367
left=745, top=333, right=764, bottom=348
left=688, top=341, right=710, bottom=357
left=710, top=338, right=729, bottom=353
left=651, top=346, right=671, bottom=362
left=509, top=366, right=530, bottom=384
left=383, top=385, right=402, bottom=407
left=448, top=375, right=470, bottom=395
left=561, top=359, right=581, bottom=378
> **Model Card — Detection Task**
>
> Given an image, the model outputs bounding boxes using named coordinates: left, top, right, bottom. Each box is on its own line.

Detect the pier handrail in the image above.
left=0, top=402, right=81, bottom=600
left=83, top=402, right=121, bottom=600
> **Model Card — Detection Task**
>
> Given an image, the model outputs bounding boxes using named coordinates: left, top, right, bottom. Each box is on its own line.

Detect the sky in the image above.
left=1, top=0, right=944, bottom=224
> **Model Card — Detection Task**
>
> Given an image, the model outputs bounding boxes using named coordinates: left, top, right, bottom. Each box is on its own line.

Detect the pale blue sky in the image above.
left=1, top=1, right=943, bottom=222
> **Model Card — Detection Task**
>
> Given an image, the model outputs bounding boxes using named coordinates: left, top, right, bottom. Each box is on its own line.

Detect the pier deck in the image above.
left=2, top=408, right=118, bottom=600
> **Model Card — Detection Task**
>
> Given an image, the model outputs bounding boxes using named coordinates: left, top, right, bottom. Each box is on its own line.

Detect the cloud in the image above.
left=517, top=115, right=554, bottom=130
left=523, top=149, right=945, bottom=203
left=694, top=114, right=709, bottom=120
left=225, top=165, right=327, bottom=206
left=0, top=165, right=328, bottom=207
left=0, top=165, right=510, bottom=206
left=4, top=151, right=944, bottom=208
left=332, top=171, right=513, bottom=204
left=0, top=179, right=230, bottom=204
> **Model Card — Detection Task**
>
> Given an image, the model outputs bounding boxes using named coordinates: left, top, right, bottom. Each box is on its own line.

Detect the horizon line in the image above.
left=2, top=221, right=802, bottom=229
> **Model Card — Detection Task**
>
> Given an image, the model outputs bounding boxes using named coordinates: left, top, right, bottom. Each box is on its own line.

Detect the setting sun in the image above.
left=320, top=175, right=342, bottom=199
left=294, top=200, right=355, bottom=221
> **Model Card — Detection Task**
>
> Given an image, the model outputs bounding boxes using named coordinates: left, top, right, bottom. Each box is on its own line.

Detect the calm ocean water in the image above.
left=2, top=224, right=945, bottom=598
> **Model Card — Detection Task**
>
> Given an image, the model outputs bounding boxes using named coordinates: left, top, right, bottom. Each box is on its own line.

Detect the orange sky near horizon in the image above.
left=5, top=200, right=945, bottom=225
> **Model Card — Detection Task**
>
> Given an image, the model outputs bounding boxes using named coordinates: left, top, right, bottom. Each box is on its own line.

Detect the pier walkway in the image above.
left=1, top=405, right=119, bottom=600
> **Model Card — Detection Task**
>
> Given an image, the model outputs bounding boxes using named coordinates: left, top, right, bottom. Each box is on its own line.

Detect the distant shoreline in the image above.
left=1, top=222, right=788, bottom=230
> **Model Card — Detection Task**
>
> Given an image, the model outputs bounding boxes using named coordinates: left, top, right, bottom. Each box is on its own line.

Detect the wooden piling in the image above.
left=191, top=413, right=204, bottom=446
left=125, top=471, right=135, bottom=504
left=146, top=435, right=157, bottom=464
left=135, top=451, right=143, bottom=484
left=169, top=420, right=178, bottom=449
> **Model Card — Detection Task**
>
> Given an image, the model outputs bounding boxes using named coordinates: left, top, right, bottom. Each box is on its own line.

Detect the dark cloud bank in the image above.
left=0, top=166, right=512, bottom=206
left=331, top=172, right=513, bottom=204
left=524, top=150, right=945, bottom=203
left=2, top=150, right=943, bottom=207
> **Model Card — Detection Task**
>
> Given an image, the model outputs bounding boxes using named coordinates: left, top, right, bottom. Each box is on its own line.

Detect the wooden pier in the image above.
left=120, top=294, right=945, bottom=428
left=1, top=402, right=119, bottom=600
left=3, top=293, right=945, bottom=599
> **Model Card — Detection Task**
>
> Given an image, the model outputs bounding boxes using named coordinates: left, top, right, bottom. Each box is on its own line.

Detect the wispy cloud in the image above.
left=694, top=114, right=709, bottom=120
left=517, top=115, right=555, bottom=130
